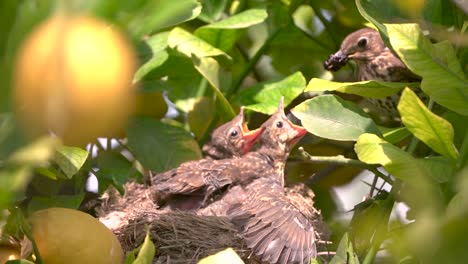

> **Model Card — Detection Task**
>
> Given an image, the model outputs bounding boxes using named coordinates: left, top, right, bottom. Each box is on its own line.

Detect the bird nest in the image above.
left=98, top=182, right=330, bottom=263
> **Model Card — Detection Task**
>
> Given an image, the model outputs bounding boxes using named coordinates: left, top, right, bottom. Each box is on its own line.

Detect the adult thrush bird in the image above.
left=154, top=98, right=306, bottom=210
left=202, top=107, right=261, bottom=160
left=324, top=27, right=421, bottom=117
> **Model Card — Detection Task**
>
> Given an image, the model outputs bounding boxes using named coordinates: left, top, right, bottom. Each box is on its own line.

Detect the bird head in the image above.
left=203, top=107, right=264, bottom=158
left=324, top=28, right=386, bottom=71
left=259, top=97, right=307, bottom=155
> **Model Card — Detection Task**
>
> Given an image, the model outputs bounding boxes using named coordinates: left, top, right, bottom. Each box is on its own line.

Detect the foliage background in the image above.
left=0, top=0, right=467, bottom=263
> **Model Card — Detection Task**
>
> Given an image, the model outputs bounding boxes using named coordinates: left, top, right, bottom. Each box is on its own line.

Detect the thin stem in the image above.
left=235, top=43, right=263, bottom=81
left=308, top=1, right=339, bottom=50
left=298, top=147, right=368, bottom=167
left=229, top=28, right=282, bottom=97
left=297, top=25, right=333, bottom=52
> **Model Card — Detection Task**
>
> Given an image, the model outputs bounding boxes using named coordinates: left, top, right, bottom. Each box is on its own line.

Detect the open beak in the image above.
left=237, top=107, right=264, bottom=153
left=323, top=50, right=349, bottom=71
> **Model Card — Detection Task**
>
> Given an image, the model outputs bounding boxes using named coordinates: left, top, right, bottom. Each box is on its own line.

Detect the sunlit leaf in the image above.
left=198, top=248, right=244, bottom=264
left=127, top=117, right=202, bottom=173
left=236, top=72, right=306, bottom=114
left=188, top=97, right=216, bottom=139
left=355, top=133, right=424, bottom=181
left=195, top=9, right=268, bottom=51
left=134, top=32, right=170, bottom=82
left=0, top=166, right=30, bottom=208
left=398, top=88, right=458, bottom=160
left=53, top=146, right=89, bottom=179
left=386, top=23, right=468, bottom=116
left=292, top=95, right=381, bottom=141
left=168, top=27, right=231, bottom=60
left=8, top=137, right=58, bottom=166
left=306, top=78, right=413, bottom=98
left=192, top=56, right=235, bottom=120
left=132, top=228, right=156, bottom=264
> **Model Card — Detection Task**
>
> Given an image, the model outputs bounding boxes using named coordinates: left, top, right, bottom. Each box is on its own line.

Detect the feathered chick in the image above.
left=202, top=107, right=263, bottom=160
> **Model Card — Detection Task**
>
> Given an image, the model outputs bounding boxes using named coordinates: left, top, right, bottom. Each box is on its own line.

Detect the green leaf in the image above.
left=355, top=0, right=389, bottom=41
left=198, top=0, right=228, bottom=23
left=94, top=151, right=141, bottom=193
left=127, top=117, right=202, bottom=173
left=330, top=233, right=360, bottom=264
left=132, top=228, right=156, bottom=264
left=188, top=97, right=216, bottom=139
left=192, top=56, right=235, bottom=120
left=292, top=95, right=381, bottom=141
left=0, top=166, right=31, bottom=208
left=235, top=72, right=306, bottom=114
left=168, top=27, right=231, bottom=60
left=198, top=248, right=244, bottom=264
left=420, top=156, right=454, bottom=183
left=378, top=126, right=411, bottom=144
left=306, top=78, right=412, bottom=98
left=53, top=146, right=89, bottom=179
left=8, top=137, right=58, bottom=167
left=386, top=23, right=468, bottom=116
left=355, top=133, right=426, bottom=181
left=398, top=88, right=459, bottom=160
left=0, top=113, right=27, bottom=160
left=134, top=32, right=170, bottom=82
left=122, top=0, right=202, bottom=37
left=195, top=9, right=268, bottom=51
left=27, top=194, right=84, bottom=214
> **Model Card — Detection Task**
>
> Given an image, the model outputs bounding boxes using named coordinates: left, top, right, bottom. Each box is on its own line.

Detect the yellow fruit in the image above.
left=29, top=207, right=123, bottom=264
left=13, top=14, right=137, bottom=145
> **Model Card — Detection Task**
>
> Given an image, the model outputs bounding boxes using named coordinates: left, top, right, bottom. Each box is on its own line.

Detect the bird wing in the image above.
left=153, top=159, right=238, bottom=195
left=229, top=177, right=317, bottom=264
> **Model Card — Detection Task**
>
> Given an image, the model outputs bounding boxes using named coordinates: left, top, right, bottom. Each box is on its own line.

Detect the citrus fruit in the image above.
left=29, top=207, right=123, bottom=264
left=13, top=14, right=137, bottom=145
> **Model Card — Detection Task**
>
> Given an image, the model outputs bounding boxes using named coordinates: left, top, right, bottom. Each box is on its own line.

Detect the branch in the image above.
left=298, top=147, right=394, bottom=184
left=298, top=147, right=367, bottom=167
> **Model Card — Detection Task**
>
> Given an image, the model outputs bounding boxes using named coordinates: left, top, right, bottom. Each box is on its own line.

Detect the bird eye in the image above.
left=357, top=37, right=367, bottom=48
left=276, top=121, right=283, bottom=128
left=230, top=130, right=239, bottom=137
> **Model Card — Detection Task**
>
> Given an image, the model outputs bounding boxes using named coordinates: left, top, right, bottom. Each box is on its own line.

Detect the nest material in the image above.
left=98, top=182, right=330, bottom=263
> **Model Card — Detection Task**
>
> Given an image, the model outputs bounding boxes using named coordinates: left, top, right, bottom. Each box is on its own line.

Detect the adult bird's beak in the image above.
left=323, top=50, right=349, bottom=71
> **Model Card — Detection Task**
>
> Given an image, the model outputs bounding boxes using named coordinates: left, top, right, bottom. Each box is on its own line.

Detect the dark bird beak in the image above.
left=323, top=50, right=349, bottom=71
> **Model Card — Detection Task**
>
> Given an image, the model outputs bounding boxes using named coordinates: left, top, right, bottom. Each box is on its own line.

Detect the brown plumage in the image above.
left=202, top=107, right=262, bottom=160
left=324, top=28, right=420, bottom=82
left=197, top=99, right=318, bottom=264
left=154, top=98, right=307, bottom=210
left=151, top=108, right=263, bottom=209
left=324, top=28, right=421, bottom=117
left=228, top=177, right=318, bottom=264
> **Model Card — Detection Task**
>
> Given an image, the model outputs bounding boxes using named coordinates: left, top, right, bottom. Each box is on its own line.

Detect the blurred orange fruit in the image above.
left=29, top=207, right=124, bottom=264
left=13, top=14, right=137, bottom=145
